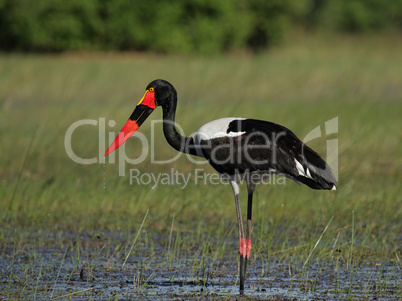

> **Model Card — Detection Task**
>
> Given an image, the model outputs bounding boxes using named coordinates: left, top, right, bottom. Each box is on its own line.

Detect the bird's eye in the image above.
left=149, top=87, right=155, bottom=92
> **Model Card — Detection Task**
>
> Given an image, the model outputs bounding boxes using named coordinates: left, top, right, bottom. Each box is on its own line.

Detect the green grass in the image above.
left=0, top=34, right=401, bottom=299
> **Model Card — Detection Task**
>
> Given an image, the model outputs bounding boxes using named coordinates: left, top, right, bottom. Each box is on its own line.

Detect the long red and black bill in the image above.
left=104, top=89, right=156, bottom=156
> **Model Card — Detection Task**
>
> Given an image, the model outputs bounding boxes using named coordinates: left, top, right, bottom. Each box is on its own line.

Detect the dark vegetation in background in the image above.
left=0, top=0, right=401, bottom=54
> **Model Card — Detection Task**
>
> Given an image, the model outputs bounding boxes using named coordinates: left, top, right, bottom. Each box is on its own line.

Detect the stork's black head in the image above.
left=146, top=79, right=177, bottom=108
left=104, top=79, right=176, bottom=156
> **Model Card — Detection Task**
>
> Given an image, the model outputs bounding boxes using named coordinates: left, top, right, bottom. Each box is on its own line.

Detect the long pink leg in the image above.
left=230, top=179, right=256, bottom=294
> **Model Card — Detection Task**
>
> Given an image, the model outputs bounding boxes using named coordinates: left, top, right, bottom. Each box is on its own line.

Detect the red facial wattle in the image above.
left=104, top=89, right=156, bottom=156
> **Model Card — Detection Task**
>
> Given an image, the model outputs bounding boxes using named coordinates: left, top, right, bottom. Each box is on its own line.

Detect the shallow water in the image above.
left=0, top=230, right=400, bottom=300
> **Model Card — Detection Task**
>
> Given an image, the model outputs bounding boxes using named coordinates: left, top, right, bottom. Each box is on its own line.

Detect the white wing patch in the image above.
left=193, top=117, right=246, bottom=143
left=306, top=168, right=312, bottom=179
left=295, top=158, right=313, bottom=179
left=295, top=159, right=305, bottom=176
left=225, top=130, right=246, bottom=137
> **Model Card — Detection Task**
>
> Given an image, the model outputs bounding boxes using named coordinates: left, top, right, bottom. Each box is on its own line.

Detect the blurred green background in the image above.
left=0, top=0, right=401, bottom=254
left=1, top=0, right=402, bottom=54
left=0, top=0, right=401, bottom=238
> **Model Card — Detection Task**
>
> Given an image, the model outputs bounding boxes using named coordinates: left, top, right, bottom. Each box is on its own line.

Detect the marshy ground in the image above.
left=1, top=229, right=400, bottom=300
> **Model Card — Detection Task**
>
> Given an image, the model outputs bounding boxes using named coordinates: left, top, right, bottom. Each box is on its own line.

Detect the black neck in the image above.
left=161, top=99, right=198, bottom=156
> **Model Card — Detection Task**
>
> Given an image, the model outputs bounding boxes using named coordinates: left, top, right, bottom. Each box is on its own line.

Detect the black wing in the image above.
left=200, top=119, right=336, bottom=190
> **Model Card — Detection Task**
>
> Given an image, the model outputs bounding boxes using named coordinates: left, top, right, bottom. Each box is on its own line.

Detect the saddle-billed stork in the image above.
left=105, top=79, right=336, bottom=294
